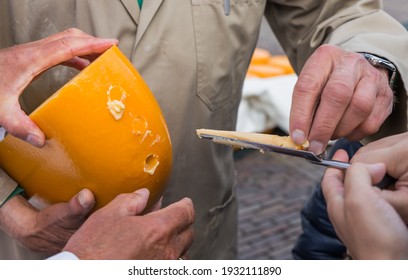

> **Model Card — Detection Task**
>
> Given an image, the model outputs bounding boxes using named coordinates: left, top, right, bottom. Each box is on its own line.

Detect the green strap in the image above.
left=138, top=0, right=143, bottom=8
left=0, top=185, right=25, bottom=207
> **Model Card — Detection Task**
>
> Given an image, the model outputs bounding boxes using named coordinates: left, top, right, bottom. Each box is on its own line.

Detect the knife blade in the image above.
left=197, top=130, right=395, bottom=189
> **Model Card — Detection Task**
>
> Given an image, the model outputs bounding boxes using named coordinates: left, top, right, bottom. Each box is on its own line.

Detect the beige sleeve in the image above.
left=0, top=169, right=18, bottom=206
left=265, top=0, right=408, bottom=138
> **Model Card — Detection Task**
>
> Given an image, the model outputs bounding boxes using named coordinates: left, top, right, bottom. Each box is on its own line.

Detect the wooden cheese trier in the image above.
left=196, top=128, right=395, bottom=190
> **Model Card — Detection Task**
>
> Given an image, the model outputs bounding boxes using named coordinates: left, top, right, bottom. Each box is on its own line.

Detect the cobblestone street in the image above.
left=236, top=147, right=325, bottom=259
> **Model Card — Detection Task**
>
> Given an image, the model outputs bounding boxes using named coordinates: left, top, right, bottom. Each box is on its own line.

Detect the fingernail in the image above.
left=309, top=140, right=325, bottom=155
left=135, top=188, right=150, bottom=198
left=291, top=129, right=306, bottom=145
left=78, top=189, right=94, bottom=209
left=25, top=134, right=45, bottom=148
left=366, top=163, right=386, bottom=174
left=0, top=127, right=6, bottom=141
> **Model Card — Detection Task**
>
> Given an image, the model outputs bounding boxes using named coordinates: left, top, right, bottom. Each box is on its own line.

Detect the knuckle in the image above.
left=2, top=119, right=25, bottom=139
left=180, top=204, right=195, bottom=225
left=359, top=121, right=380, bottom=136
left=56, top=37, right=71, bottom=49
left=294, top=73, right=323, bottom=95
left=350, top=96, right=373, bottom=117
left=314, top=121, right=334, bottom=135
left=315, top=44, right=337, bottom=56
left=181, top=198, right=195, bottom=223
left=63, top=28, right=83, bottom=36
left=115, top=193, right=130, bottom=202
left=355, top=52, right=368, bottom=65
left=322, top=83, right=352, bottom=106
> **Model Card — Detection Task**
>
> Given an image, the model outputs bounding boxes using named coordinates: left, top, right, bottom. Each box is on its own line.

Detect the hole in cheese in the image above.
left=144, top=154, right=160, bottom=175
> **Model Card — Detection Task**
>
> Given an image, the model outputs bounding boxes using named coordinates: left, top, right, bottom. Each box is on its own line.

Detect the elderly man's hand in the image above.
left=290, top=44, right=393, bottom=155
left=0, top=189, right=95, bottom=255
left=0, top=28, right=117, bottom=147
left=63, top=189, right=195, bottom=260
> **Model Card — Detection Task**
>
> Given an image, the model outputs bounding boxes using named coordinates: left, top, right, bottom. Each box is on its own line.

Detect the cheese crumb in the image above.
left=106, top=85, right=127, bottom=120
left=107, top=100, right=125, bottom=120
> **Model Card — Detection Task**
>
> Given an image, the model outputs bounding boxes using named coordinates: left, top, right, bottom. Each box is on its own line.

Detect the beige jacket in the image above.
left=0, top=0, right=407, bottom=259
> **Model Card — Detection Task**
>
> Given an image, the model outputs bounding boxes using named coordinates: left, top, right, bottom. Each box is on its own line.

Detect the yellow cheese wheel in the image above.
left=0, top=46, right=172, bottom=210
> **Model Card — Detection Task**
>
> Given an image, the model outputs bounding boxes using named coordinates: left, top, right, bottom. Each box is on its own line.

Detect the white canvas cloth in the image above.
left=236, top=74, right=298, bottom=134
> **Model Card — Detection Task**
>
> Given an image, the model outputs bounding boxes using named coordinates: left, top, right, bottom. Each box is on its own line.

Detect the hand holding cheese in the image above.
left=0, top=43, right=173, bottom=211
left=0, top=29, right=174, bottom=257
left=0, top=188, right=96, bottom=255
left=0, top=28, right=118, bottom=147
left=64, top=189, right=195, bottom=260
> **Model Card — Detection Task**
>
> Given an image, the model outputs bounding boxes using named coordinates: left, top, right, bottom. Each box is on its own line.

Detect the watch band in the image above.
left=360, top=52, right=397, bottom=89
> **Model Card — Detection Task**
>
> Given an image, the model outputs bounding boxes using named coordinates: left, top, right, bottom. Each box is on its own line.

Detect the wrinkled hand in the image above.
left=63, top=189, right=195, bottom=260
left=0, top=189, right=95, bottom=256
left=0, top=28, right=118, bottom=147
left=322, top=150, right=408, bottom=259
left=290, top=44, right=393, bottom=155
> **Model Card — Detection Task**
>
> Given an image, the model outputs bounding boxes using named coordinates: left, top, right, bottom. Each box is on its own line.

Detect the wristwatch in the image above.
left=360, top=52, right=397, bottom=89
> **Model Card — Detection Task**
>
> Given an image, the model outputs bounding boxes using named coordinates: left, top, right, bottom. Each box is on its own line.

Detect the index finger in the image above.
left=149, top=198, right=195, bottom=233
left=31, top=36, right=118, bottom=78
left=321, top=150, right=349, bottom=232
left=290, top=47, right=332, bottom=145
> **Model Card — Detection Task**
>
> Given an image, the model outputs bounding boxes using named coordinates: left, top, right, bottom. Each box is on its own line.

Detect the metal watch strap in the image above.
left=360, top=52, right=397, bottom=89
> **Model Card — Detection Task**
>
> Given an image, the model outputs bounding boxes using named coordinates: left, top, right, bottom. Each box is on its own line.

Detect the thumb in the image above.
left=0, top=102, right=45, bottom=147
left=111, top=188, right=150, bottom=216
left=56, top=189, right=95, bottom=227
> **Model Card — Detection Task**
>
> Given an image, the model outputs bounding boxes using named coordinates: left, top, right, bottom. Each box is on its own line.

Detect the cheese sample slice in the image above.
left=196, top=129, right=308, bottom=150
left=0, top=46, right=172, bottom=210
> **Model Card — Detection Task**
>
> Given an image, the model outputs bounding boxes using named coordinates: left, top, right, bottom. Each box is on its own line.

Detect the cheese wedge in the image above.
left=196, top=129, right=308, bottom=150
left=0, top=46, right=172, bottom=210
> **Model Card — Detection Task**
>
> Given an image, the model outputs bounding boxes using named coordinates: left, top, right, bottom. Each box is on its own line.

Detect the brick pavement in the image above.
left=236, top=1, right=408, bottom=260
left=235, top=145, right=325, bottom=259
